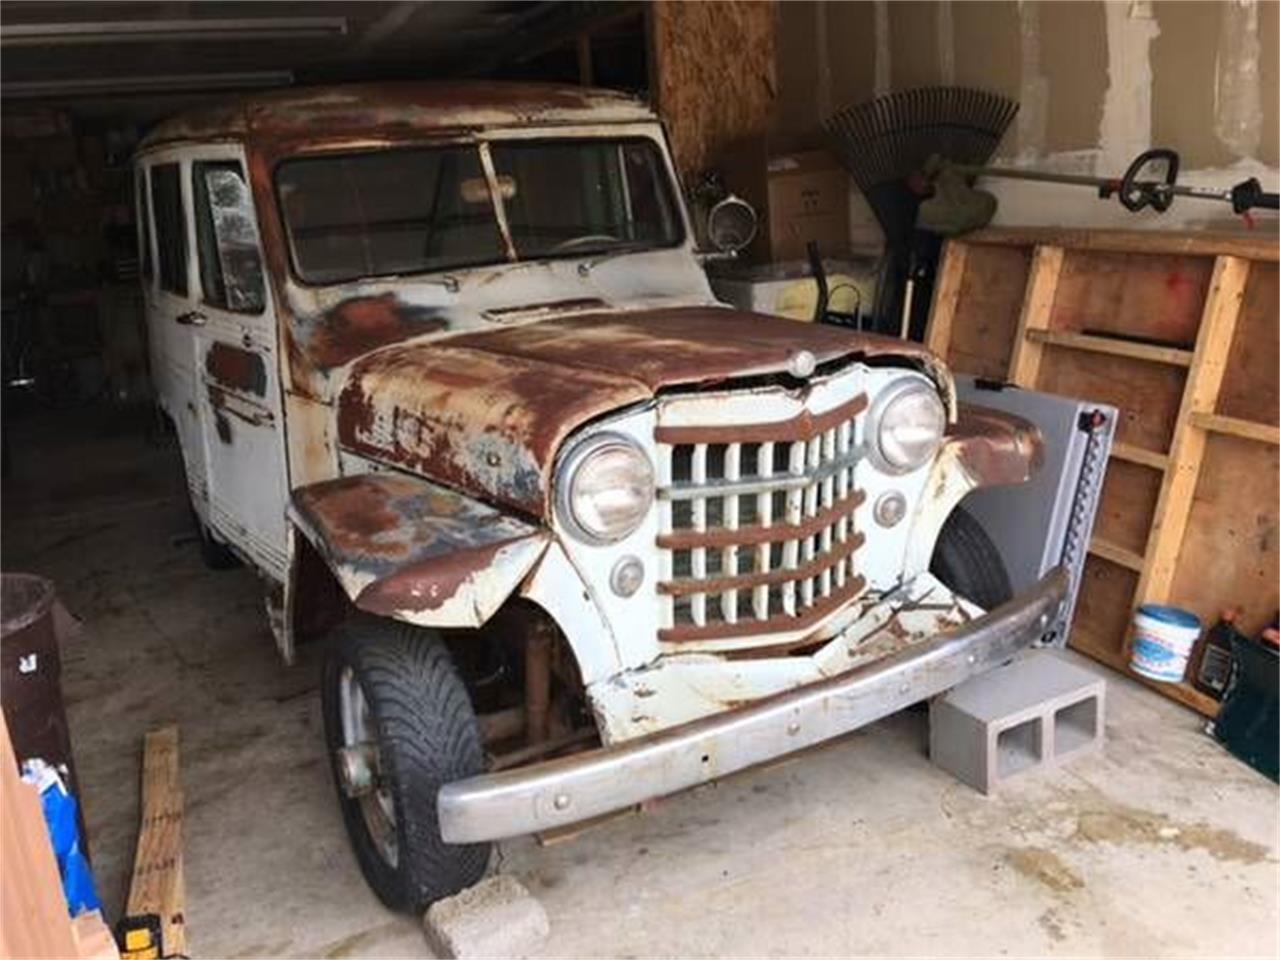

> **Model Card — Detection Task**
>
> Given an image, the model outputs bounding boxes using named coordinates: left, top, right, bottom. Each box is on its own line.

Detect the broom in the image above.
left=823, top=87, right=1019, bottom=338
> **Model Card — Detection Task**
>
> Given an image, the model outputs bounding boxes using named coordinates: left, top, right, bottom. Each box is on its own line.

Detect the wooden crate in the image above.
left=927, top=227, right=1279, bottom=717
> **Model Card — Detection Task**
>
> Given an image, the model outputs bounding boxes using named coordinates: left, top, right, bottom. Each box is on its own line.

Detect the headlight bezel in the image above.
left=867, top=376, right=947, bottom=475
left=555, top=431, right=655, bottom=545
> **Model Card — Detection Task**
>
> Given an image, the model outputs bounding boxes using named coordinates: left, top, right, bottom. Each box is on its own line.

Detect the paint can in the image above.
left=1130, top=604, right=1201, bottom=683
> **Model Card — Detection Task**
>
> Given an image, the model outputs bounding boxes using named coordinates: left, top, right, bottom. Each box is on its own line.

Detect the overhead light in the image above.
left=1, top=17, right=347, bottom=47
left=2, top=72, right=295, bottom=99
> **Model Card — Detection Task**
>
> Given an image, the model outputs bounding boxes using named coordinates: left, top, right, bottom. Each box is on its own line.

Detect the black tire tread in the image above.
left=323, top=617, right=489, bottom=912
left=929, top=506, right=1013, bottom=610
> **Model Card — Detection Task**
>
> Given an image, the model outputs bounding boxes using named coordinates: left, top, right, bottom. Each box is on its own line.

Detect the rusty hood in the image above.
left=337, top=306, right=947, bottom=517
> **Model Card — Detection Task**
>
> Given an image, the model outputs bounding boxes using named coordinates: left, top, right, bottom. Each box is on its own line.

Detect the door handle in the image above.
left=175, top=310, right=207, bottom=326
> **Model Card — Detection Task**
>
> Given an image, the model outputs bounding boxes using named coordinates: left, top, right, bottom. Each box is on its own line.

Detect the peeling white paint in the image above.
left=1215, top=0, right=1264, bottom=160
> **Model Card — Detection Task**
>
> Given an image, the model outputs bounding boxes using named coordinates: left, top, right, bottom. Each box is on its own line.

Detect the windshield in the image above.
left=276, top=137, right=682, bottom=286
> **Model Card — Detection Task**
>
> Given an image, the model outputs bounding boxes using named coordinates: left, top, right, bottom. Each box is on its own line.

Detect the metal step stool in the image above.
left=929, top=650, right=1105, bottom=794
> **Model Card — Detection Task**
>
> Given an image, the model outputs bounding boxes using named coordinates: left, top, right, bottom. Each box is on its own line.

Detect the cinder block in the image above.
left=424, top=875, right=549, bottom=959
left=930, top=650, right=1105, bottom=794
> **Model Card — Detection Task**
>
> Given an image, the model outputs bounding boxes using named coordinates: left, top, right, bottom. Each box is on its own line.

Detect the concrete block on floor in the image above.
left=930, top=650, right=1105, bottom=794
left=424, top=874, right=549, bottom=959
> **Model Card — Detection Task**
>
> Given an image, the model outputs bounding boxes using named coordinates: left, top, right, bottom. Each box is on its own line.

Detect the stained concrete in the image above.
left=4, top=406, right=1277, bottom=958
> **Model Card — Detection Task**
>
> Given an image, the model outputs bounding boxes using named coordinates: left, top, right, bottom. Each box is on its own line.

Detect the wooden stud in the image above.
left=126, top=725, right=186, bottom=959
left=1024, top=328, right=1195, bottom=367
left=924, top=239, right=968, bottom=361
left=1006, top=245, right=1065, bottom=388
left=1135, top=255, right=1251, bottom=610
left=1109, top=442, right=1169, bottom=471
left=1088, top=537, right=1145, bottom=571
left=1187, top=411, right=1280, bottom=446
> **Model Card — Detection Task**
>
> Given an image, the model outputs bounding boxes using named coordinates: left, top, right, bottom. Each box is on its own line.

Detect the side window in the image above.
left=194, top=161, right=265, bottom=313
left=151, top=163, right=187, bottom=296
left=135, top=168, right=153, bottom=282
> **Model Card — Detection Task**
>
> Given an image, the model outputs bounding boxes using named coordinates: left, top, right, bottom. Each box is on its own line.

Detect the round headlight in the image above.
left=558, top=434, right=655, bottom=543
left=872, top=378, right=947, bottom=473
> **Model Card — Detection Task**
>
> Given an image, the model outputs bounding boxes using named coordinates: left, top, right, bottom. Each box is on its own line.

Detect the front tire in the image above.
left=929, top=505, right=1013, bottom=610
left=321, top=617, right=490, bottom=912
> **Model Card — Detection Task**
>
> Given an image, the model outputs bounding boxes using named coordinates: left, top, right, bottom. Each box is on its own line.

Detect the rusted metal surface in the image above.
left=442, top=308, right=941, bottom=392
left=138, top=82, right=655, bottom=153
left=659, top=533, right=865, bottom=597
left=338, top=307, right=951, bottom=518
left=658, top=575, right=868, bottom=644
left=288, top=472, right=549, bottom=628
left=654, top=392, right=868, bottom=445
left=657, top=490, right=866, bottom=550
left=337, top=343, right=651, bottom=517
left=205, top=342, right=267, bottom=397
left=950, top=403, right=1045, bottom=487
left=293, top=293, right=451, bottom=371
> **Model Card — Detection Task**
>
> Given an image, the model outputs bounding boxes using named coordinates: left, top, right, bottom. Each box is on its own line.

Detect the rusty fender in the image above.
left=287, top=472, right=549, bottom=629
left=951, top=403, right=1044, bottom=488
left=904, top=403, right=1044, bottom=578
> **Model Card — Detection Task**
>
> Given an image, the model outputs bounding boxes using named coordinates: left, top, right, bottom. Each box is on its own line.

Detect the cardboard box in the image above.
left=723, top=142, right=851, bottom=264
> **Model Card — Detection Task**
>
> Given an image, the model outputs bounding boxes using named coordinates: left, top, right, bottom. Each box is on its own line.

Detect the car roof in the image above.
left=137, top=81, right=657, bottom=153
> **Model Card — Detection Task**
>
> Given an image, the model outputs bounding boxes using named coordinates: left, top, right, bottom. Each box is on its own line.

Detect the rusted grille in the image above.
left=655, top=392, right=869, bottom=642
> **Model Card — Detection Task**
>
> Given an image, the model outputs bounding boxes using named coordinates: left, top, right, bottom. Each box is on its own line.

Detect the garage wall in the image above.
left=776, top=0, right=1280, bottom=232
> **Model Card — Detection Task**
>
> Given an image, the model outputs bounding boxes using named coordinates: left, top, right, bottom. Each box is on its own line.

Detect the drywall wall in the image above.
left=775, top=0, right=1280, bottom=234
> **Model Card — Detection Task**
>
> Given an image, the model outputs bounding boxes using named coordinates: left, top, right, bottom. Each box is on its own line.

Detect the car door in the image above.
left=186, top=147, right=290, bottom=581
left=140, top=153, right=208, bottom=518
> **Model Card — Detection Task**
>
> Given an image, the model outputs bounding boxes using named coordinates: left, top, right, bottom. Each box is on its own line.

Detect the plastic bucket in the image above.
left=1130, top=604, right=1201, bottom=683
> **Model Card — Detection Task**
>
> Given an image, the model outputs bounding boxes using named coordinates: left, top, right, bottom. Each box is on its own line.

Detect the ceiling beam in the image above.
left=3, top=72, right=295, bottom=99
left=1, top=17, right=347, bottom=47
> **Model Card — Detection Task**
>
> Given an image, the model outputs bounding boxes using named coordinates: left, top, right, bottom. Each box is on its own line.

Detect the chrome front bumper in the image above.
left=438, top=566, right=1069, bottom=844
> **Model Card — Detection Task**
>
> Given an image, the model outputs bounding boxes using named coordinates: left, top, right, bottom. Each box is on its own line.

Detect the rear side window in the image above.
left=135, top=169, right=153, bottom=282
left=151, top=163, right=187, bottom=296
left=194, top=161, right=265, bottom=313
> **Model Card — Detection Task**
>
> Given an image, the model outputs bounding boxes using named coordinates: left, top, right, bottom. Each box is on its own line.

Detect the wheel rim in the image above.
left=338, top=666, right=399, bottom=867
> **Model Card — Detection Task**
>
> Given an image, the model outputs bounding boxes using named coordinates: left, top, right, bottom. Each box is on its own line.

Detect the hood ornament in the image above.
left=787, top=349, right=817, bottom=380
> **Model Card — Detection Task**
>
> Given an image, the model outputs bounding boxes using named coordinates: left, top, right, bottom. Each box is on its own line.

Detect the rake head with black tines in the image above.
left=821, top=87, right=1018, bottom=335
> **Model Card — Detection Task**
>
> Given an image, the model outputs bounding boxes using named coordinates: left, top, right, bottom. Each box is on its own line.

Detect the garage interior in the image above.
left=1, top=2, right=1276, bottom=959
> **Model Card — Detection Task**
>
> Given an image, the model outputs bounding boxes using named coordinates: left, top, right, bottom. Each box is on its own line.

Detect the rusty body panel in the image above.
left=288, top=472, right=549, bottom=627
left=951, top=403, right=1045, bottom=487
left=337, top=306, right=949, bottom=518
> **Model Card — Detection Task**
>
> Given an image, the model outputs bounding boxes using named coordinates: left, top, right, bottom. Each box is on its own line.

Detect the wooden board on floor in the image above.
left=125, top=725, right=185, bottom=958
left=926, top=228, right=1279, bottom=718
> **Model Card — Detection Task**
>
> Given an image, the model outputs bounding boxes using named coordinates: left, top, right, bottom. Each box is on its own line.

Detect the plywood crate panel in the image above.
left=926, top=227, right=1279, bottom=717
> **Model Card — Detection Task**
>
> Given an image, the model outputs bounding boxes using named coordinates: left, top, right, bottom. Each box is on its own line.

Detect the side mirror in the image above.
left=705, top=194, right=758, bottom=257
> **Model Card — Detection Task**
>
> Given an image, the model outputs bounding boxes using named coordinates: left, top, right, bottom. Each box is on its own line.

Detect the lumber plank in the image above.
left=1024, top=328, right=1194, bottom=366
left=1136, top=255, right=1251, bottom=612
left=1187, top=412, right=1280, bottom=446
left=1088, top=537, right=1145, bottom=571
left=925, top=240, right=968, bottom=360
left=958, top=226, right=1280, bottom=262
left=1109, top=442, right=1169, bottom=471
left=126, top=725, right=185, bottom=959
left=1007, top=245, right=1065, bottom=387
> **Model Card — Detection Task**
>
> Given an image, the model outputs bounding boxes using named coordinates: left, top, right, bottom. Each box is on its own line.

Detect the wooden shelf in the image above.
left=1067, top=635, right=1220, bottom=719
left=1088, top=536, right=1145, bottom=571
left=1188, top=412, right=1280, bottom=446
left=1025, top=328, right=1195, bottom=366
left=1110, top=442, right=1169, bottom=471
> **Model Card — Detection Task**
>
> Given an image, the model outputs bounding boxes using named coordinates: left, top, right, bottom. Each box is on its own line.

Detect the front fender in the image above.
left=288, top=473, right=549, bottom=628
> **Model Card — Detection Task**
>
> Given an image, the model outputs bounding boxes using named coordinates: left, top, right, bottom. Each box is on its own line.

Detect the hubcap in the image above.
left=338, top=666, right=398, bottom=867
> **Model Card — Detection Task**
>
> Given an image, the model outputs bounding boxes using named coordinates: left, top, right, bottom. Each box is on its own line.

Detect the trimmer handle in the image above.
left=1116, top=148, right=1180, bottom=212
left=1231, top=177, right=1280, bottom=213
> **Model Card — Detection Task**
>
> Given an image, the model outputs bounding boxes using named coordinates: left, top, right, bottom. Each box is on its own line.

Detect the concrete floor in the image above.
left=4, top=406, right=1277, bottom=958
